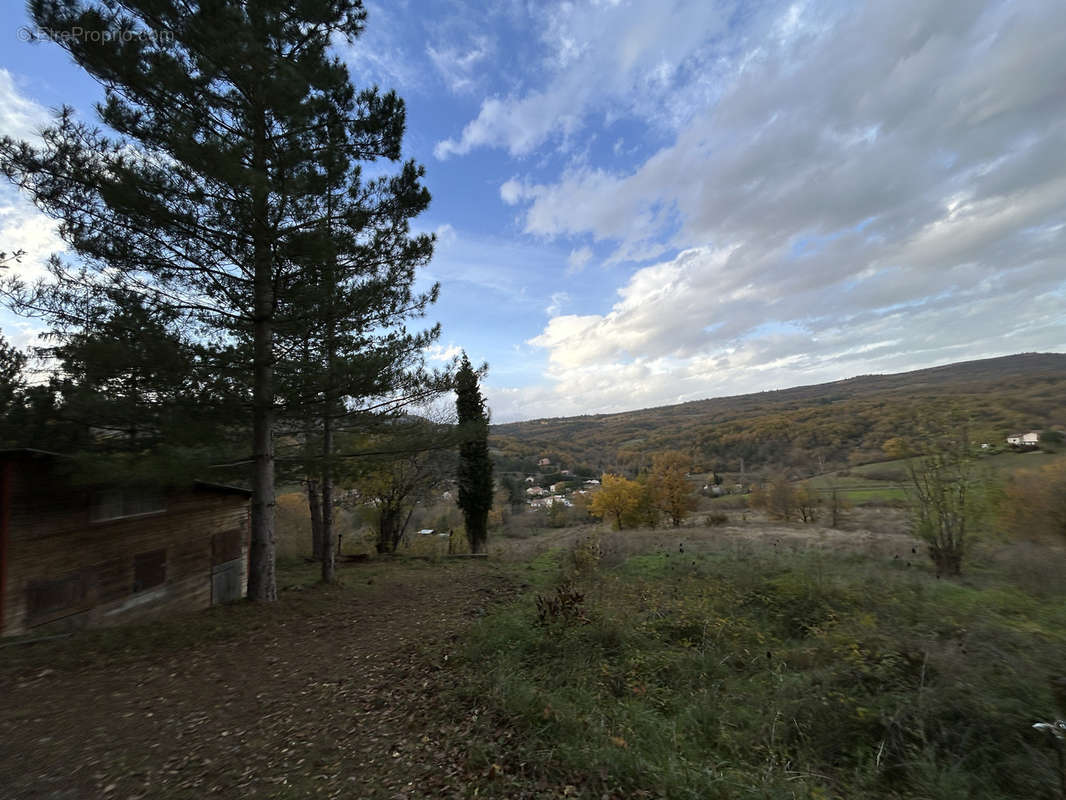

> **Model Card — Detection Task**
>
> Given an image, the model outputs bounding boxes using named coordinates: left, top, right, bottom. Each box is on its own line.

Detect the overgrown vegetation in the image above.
left=457, top=543, right=1066, bottom=799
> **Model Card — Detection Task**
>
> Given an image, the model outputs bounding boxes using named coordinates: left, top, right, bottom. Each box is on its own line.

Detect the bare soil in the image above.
left=0, top=560, right=522, bottom=799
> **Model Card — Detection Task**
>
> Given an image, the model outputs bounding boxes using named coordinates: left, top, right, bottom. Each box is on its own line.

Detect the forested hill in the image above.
left=490, top=353, right=1066, bottom=476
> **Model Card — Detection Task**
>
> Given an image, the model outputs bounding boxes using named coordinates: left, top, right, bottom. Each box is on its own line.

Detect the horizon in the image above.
left=1, top=0, right=1065, bottom=423
left=490, top=350, right=1066, bottom=426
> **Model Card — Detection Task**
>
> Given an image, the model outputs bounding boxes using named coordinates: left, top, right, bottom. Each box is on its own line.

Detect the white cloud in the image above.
left=0, top=68, right=52, bottom=141
left=426, top=342, right=462, bottom=362
left=0, top=71, right=65, bottom=284
left=336, top=1, right=427, bottom=91
left=499, top=178, right=524, bottom=205
left=427, top=35, right=492, bottom=94
left=434, top=223, right=457, bottom=246
left=434, top=0, right=736, bottom=159
left=457, top=0, right=1066, bottom=418
left=545, top=291, right=569, bottom=317
left=566, top=245, right=593, bottom=274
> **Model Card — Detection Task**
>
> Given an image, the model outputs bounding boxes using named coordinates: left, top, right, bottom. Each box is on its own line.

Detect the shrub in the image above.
left=534, top=582, right=588, bottom=628
left=1001, top=461, right=1066, bottom=543
left=569, top=532, right=604, bottom=576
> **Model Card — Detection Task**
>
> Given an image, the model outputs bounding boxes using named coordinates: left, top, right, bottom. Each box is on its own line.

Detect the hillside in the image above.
left=490, top=352, right=1066, bottom=476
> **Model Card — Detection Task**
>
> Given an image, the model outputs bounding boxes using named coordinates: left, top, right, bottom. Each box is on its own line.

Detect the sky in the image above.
left=1, top=0, right=1065, bottom=422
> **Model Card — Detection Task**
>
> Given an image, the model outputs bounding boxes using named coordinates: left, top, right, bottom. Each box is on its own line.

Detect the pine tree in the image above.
left=455, top=353, right=492, bottom=553
left=271, top=101, right=443, bottom=582
left=0, top=0, right=426, bottom=599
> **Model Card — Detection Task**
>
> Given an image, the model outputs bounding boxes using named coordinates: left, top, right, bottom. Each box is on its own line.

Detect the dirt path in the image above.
left=0, top=561, right=519, bottom=799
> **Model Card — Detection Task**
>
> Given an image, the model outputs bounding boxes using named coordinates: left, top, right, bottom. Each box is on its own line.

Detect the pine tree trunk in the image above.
left=320, top=169, right=338, bottom=584
left=307, top=479, right=323, bottom=560
left=247, top=111, right=277, bottom=602
left=249, top=302, right=277, bottom=601
left=321, top=414, right=335, bottom=582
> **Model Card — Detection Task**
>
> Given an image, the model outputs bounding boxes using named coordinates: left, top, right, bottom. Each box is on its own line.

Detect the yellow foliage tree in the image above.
left=588, top=473, right=642, bottom=530
left=648, top=451, right=697, bottom=527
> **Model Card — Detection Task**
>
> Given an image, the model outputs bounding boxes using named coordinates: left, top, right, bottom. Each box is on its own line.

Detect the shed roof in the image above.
left=0, top=449, right=252, bottom=497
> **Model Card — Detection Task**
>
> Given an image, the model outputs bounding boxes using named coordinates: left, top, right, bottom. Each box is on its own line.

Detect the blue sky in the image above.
left=2, top=0, right=1065, bottom=422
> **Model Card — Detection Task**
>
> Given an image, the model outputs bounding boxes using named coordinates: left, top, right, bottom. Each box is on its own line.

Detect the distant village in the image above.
left=521, top=457, right=600, bottom=510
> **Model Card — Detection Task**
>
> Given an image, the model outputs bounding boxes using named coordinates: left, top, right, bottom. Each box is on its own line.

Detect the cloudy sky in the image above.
left=1, top=0, right=1064, bottom=422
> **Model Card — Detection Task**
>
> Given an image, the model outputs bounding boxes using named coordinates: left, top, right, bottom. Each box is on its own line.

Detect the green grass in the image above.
left=798, top=450, right=1066, bottom=508
left=455, top=544, right=1066, bottom=799
left=845, top=449, right=1066, bottom=478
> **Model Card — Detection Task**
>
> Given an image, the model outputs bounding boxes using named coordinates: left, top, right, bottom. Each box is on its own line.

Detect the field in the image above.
left=2, top=510, right=1065, bottom=799
left=454, top=522, right=1066, bottom=799
left=797, top=449, right=1066, bottom=506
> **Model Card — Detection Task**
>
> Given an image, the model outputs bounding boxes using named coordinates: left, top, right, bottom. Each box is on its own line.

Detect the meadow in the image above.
left=450, top=520, right=1066, bottom=799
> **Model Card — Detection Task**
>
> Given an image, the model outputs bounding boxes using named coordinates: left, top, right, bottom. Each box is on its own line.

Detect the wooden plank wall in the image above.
left=1, top=461, right=250, bottom=636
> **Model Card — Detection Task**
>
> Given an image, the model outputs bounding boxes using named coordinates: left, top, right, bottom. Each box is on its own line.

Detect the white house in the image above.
left=529, top=496, right=572, bottom=509
left=583, top=479, right=600, bottom=487
left=524, top=475, right=536, bottom=484
left=1007, top=431, right=1041, bottom=447
left=537, top=457, right=551, bottom=467
left=550, top=481, right=569, bottom=493
left=526, top=486, right=549, bottom=497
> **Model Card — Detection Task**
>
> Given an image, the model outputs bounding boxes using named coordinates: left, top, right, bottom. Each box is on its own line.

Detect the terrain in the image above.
left=0, top=561, right=518, bottom=799
left=3, top=509, right=1065, bottom=799
left=491, top=353, right=1066, bottom=475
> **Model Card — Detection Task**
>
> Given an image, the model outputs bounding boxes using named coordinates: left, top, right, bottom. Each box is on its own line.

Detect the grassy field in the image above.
left=796, top=449, right=1066, bottom=507
left=452, top=531, right=1066, bottom=799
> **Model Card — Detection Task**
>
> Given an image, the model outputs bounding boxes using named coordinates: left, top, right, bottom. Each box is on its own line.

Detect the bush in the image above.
left=569, top=532, right=604, bottom=576
left=1001, top=460, right=1066, bottom=543
left=705, top=512, right=729, bottom=526
left=534, top=582, right=588, bottom=628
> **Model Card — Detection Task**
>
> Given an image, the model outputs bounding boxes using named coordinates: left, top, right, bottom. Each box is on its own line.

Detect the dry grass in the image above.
left=489, top=510, right=919, bottom=568
left=275, top=491, right=375, bottom=560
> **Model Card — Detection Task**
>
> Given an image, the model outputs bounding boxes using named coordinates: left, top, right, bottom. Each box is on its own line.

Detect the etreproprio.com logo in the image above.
left=17, top=25, right=174, bottom=44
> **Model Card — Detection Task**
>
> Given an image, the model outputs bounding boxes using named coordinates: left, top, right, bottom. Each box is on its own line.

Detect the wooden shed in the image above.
left=0, top=449, right=252, bottom=637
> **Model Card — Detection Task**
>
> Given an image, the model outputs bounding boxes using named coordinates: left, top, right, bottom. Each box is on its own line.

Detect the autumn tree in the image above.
left=750, top=473, right=799, bottom=521
left=359, top=450, right=443, bottom=554
left=795, top=485, right=821, bottom=523
left=455, top=353, right=492, bottom=553
left=648, top=450, right=697, bottom=527
left=0, top=0, right=431, bottom=600
left=886, top=416, right=989, bottom=576
left=588, top=473, right=642, bottom=530
left=824, top=474, right=851, bottom=528
left=1001, top=461, right=1066, bottom=542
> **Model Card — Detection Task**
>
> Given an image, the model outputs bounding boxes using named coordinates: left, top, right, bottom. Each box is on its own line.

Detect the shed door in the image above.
left=211, top=528, right=244, bottom=605
left=211, top=559, right=242, bottom=605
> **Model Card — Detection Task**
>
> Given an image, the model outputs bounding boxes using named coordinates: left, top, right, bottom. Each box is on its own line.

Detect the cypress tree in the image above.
left=0, top=0, right=427, bottom=599
left=455, top=353, right=492, bottom=553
